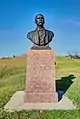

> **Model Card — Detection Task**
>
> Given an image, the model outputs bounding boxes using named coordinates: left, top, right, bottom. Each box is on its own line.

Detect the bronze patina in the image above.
left=27, top=14, right=54, bottom=49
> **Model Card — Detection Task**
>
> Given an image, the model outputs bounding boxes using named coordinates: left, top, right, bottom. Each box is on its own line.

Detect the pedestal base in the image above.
left=24, top=92, right=58, bottom=103
left=4, top=91, right=76, bottom=112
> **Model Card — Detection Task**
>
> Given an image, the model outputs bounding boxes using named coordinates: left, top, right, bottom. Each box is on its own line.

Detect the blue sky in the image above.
left=0, top=0, right=80, bottom=57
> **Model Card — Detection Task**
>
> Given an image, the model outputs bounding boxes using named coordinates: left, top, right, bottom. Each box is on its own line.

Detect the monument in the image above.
left=24, top=14, right=58, bottom=103
left=4, top=14, right=76, bottom=111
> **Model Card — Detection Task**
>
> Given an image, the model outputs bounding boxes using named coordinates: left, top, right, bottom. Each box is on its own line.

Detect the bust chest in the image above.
left=38, top=29, right=46, bottom=45
left=27, top=29, right=53, bottom=46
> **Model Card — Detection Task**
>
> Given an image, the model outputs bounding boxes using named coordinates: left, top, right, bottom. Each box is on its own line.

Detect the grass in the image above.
left=0, top=55, right=80, bottom=119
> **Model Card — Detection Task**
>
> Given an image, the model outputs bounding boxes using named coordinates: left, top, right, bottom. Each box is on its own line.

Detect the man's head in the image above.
left=35, top=14, right=45, bottom=26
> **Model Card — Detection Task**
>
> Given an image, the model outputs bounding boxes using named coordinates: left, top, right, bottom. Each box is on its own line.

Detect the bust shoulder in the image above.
left=45, top=29, right=54, bottom=38
left=27, top=30, right=35, bottom=40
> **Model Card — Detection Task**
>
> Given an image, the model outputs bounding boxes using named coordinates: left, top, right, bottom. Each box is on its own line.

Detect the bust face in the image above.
left=35, top=14, right=45, bottom=26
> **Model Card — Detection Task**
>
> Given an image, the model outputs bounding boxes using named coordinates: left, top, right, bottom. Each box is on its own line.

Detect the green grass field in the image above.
left=0, top=55, right=80, bottom=119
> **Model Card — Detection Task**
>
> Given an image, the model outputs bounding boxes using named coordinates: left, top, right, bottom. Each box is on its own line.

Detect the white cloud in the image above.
left=66, top=20, right=80, bottom=26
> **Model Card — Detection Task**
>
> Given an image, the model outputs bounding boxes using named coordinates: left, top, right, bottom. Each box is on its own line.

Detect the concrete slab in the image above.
left=4, top=91, right=76, bottom=112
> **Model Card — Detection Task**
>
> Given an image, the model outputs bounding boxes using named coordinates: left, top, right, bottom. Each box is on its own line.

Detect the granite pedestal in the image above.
left=24, top=50, right=58, bottom=103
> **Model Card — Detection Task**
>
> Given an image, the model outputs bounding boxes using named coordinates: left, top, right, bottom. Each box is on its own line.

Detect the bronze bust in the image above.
left=27, top=14, right=54, bottom=50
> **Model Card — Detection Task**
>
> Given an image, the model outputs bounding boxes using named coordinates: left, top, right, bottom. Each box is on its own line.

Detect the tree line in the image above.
left=65, top=52, right=80, bottom=59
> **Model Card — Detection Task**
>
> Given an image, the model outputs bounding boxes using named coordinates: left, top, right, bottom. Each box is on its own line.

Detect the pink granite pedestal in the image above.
left=24, top=50, right=58, bottom=103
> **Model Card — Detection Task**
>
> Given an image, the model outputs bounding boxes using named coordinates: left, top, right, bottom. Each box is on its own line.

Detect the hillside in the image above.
left=0, top=55, right=80, bottom=118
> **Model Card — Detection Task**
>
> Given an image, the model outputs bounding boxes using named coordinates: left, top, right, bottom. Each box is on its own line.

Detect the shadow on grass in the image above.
left=56, top=74, right=76, bottom=101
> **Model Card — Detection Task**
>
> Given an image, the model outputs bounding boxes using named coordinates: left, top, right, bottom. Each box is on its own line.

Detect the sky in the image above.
left=0, top=0, right=80, bottom=57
